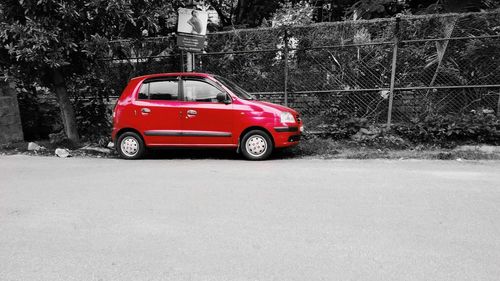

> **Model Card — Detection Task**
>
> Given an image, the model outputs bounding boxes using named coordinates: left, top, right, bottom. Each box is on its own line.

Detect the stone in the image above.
left=27, top=142, right=43, bottom=151
left=380, top=90, right=390, bottom=99
left=351, top=131, right=363, bottom=141
left=359, top=128, right=376, bottom=135
left=55, top=148, right=71, bottom=158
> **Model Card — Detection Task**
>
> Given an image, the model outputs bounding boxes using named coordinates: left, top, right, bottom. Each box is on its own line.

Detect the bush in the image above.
left=15, top=69, right=114, bottom=144
left=73, top=98, right=112, bottom=144
left=313, top=102, right=369, bottom=139
left=16, top=83, right=62, bottom=141
left=393, top=111, right=500, bottom=145
left=311, top=98, right=500, bottom=147
left=69, top=71, right=114, bottom=144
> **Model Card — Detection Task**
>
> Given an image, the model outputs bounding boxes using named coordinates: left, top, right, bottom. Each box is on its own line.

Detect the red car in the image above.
left=112, top=73, right=303, bottom=160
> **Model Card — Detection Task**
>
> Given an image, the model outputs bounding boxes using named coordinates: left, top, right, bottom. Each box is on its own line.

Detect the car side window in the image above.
left=183, top=79, right=222, bottom=103
left=137, top=79, right=179, bottom=101
left=138, top=83, right=149, bottom=100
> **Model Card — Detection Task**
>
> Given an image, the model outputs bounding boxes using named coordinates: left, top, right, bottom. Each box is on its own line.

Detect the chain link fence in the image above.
left=98, top=11, right=500, bottom=130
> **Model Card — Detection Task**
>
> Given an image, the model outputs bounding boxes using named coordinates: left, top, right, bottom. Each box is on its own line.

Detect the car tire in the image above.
left=241, top=130, right=273, bottom=160
left=116, top=132, right=145, bottom=159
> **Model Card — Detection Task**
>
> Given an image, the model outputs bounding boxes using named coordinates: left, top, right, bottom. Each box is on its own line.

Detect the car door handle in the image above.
left=187, top=109, right=197, bottom=117
left=141, top=108, right=151, bottom=114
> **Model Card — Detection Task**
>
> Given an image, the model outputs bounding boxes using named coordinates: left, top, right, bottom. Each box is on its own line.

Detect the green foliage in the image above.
left=69, top=71, right=115, bottom=142
left=346, top=0, right=408, bottom=20
left=208, top=0, right=282, bottom=28
left=313, top=97, right=500, bottom=146
left=15, top=70, right=115, bottom=142
left=271, top=1, right=314, bottom=27
left=393, top=112, right=500, bottom=144
left=16, top=84, right=62, bottom=141
left=73, top=99, right=112, bottom=143
left=0, top=0, right=179, bottom=76
left=0, top=0, right=181, bottom=142
left=313, top=100, right=369, bottom=139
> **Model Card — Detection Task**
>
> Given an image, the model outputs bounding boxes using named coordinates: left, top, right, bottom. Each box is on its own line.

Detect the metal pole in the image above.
left=284, top=29, right=289, bottom=106
left=181, top=50, right=185, bottom=72
left=387, top=42, right=398, bottom=128
left=387, top=18, right=400, bottom=129
left=186, top=52, right=193, bottom=72
left=192, top=53, right=196, bottom=72
left=497, top=90, right=500, bottom=118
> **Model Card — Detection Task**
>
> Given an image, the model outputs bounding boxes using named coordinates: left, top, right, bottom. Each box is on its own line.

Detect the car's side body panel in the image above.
left=136, top=99, right=184, bottom=145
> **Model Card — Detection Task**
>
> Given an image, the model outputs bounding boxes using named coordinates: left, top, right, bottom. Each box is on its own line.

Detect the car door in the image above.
left=179, top=77, right=235, bottom=146
left=133, top=77, right=184, bottom=146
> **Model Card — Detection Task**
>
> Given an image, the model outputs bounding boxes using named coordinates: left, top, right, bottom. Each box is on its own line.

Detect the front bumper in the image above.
left=273, top=125, right=303, bottom=148
left=274, top=126, right=299, bottom=133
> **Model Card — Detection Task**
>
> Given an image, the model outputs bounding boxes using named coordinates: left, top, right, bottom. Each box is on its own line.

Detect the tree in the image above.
left=345, top=0, right=408, bottom=20
left=207, top=0, right=284, bottom=27
left=345, top=0, right=500, bottom=20
left=0, top=0, right=181, bottom=143
left=415, top=0, right=500, bottom=14
left=271, top=1, right=314, bottom=27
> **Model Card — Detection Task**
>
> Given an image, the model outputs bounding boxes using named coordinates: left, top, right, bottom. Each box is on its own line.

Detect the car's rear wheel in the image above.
left=241, top=130, right=273, bottom=160
left=117, top=132, right=145, bottom=159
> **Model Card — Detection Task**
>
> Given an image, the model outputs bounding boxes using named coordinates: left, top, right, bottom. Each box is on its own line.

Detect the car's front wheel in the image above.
left=241, top=130, right=273, bottom=160
left=116, top=132, right=145, bottom=159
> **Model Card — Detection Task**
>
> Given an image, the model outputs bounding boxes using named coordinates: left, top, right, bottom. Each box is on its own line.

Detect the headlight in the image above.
left=280, top=112, right=295, bottom=123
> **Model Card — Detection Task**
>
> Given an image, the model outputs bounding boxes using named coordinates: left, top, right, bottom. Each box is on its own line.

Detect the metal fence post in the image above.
left=387, top=17, right=400, bottom=129
left=497, top=90, right=500, bottom=118
left=180, top=50, right=185, bottom=72
left=284, top=29, right=289, bottom=107
left=186, top=52, right=194, bottom=72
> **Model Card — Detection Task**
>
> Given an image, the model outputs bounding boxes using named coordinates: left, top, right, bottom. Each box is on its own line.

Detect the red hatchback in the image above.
left=112, top=73, right=302, bottom=160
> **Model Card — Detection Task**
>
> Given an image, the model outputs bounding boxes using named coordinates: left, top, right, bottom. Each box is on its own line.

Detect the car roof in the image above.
left=131, top=72, right=214, bottom=81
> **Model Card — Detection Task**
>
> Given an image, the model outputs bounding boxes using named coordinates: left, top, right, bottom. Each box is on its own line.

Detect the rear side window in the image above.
left=137, top=79, right=179, bottom=101
left=183, top=79, right=222, bottom=102
left=138, top=83, right=149, bottom=99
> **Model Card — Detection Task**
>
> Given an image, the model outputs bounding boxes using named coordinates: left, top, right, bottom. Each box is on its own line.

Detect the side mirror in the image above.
left=216, top=92, right=231, bottom=104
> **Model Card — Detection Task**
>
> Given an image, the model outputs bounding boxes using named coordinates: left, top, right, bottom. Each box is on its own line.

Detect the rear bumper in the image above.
left=111, top=127, right=119, bottom=142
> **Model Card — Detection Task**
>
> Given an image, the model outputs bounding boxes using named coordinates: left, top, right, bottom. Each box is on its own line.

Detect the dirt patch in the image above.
left=283, top=137, right=500, bottom=160
left=0, top=141, right=117, bottom=158
left=2, top=138, right=500, bottom=160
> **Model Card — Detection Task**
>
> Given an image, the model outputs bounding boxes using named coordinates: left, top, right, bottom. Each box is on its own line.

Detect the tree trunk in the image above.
left=52, top=69, right=79, bottom=144
left=235, top=0, right=247, bottom=25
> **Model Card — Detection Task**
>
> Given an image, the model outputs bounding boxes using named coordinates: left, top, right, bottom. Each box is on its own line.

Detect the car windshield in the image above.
left=214, top=75, right=256, bottom=100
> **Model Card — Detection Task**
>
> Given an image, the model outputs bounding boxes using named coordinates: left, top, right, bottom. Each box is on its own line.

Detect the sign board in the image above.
left=177, top=8, right=208, bottom=52
left=177, top=8, right=208, bottom=36
left=177, top=34, right=205, bottom=52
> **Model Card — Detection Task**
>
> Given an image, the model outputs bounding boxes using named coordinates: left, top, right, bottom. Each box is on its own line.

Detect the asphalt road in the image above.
left=1, top=155, right=500, bottom=281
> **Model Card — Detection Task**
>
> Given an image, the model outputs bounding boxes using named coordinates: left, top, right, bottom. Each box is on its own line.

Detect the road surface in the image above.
left=1, top=155, right=500, bottom=281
